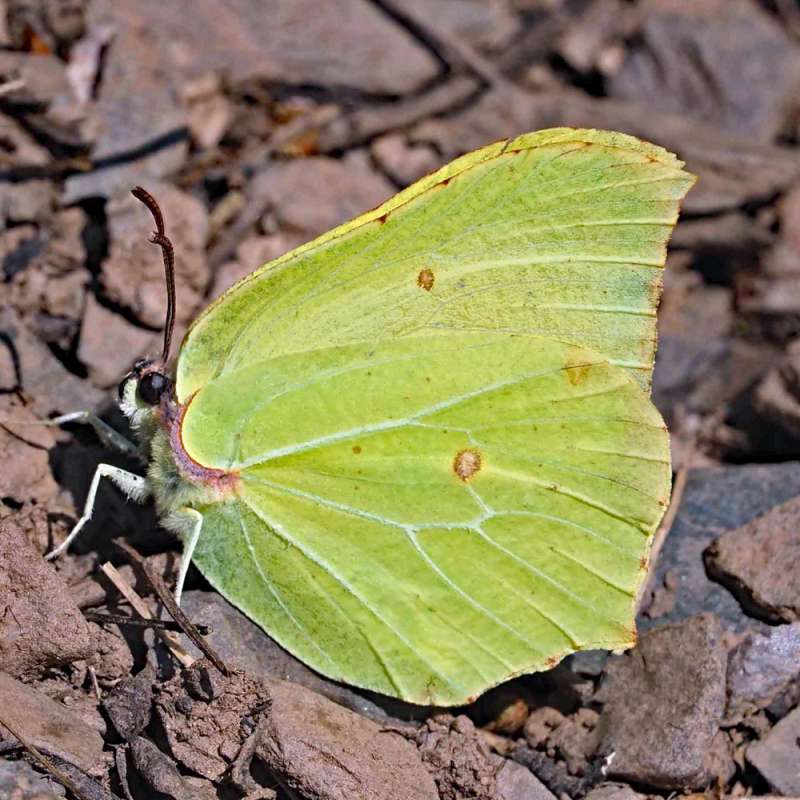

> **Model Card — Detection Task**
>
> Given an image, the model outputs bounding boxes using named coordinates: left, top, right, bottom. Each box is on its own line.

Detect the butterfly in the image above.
left=47, top=128, right=694, bottom=705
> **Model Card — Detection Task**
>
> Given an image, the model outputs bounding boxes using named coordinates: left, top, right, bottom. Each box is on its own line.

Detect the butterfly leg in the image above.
left=49, top=411, right=140, bottom=458
left=0, top=411, right=139, bottom=457
left=45, top=464, right=149, bottom=560
left=171, top=508, right=204, bottom=607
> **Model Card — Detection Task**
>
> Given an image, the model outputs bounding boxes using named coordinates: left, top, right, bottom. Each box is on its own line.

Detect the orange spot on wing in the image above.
left=417, top=268, right=435, bottom=291
left=453, top=448, right=482, bottom=481
left=564, top=346, right=594, bottom=386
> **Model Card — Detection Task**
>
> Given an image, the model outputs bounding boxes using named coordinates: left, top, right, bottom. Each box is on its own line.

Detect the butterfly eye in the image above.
left=137, top=371, right=171, bottom=406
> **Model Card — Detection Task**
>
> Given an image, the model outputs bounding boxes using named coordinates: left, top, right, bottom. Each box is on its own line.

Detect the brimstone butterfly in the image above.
left=49, top=128, right=694, bottom=706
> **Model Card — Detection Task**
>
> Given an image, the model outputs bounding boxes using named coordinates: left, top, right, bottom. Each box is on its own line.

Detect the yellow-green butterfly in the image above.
left=48, top=128, right=694, bottom=706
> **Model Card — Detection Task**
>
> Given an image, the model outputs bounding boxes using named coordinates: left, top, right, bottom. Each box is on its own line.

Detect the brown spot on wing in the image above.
left=564, top=346, right=595, bottom=386
left=453, top=448, right=482, bottom=481
left=565, top=362, right=592, bottom=386
left=352, top=445, right=362, bottom=454
left=417, top=268, right=435, bottom=291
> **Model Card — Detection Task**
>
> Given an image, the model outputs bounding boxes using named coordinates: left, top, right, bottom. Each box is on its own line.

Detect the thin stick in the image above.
left=114, top=541, right=229, bottom=675
left=100, top=562, right=194, bottom=668
left=0, top=713, right=94, bottom=800
left=131, top=186, right=176, bottom=364
left=84, top=609, right=210, bottom=635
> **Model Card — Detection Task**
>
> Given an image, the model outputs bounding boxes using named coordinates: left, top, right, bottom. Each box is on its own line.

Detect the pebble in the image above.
left=597, top=614, right=729, bottom=789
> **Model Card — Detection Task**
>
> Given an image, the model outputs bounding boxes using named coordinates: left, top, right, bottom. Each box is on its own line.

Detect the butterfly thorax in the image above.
left=118, top=367, right=239, bottom=519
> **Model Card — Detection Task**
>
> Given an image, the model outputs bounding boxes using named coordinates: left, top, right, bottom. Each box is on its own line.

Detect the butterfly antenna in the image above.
left=131, top=186, right=176, bottom=364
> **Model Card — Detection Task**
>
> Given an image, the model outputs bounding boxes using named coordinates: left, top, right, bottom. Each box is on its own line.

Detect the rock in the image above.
left=747, top=706, right=800, bottom=795
left=416, top=715, right=497, bottom=800
left=609, top=0, right=800, bottom=142
left=0, top=671, right=105, bottom=775
left=7, top=217, right=90, bottom=349
left=63, top=0, right=439, bottom=200
left=77, top=294, right=157, bottom=388
left=524, top=707, right=566, bottom=750
left=781, top=182, right=800, bottom=255
left=510, top=745, right=592, bottom=799
left=372, top=133, right=442, bottom=187
left=638, top=463, right=800, bottom=635
left=0, top=114, right=50, bottom=167
left=102, top=182, right=210, bottom=329
left=752, top=337, right=800, bottom=440
left=399, top=0, right=520, bottom=52
left=103, top=663, right=155, bottom=740
left=182, top=72, right=232, bottom=150
left=155, top=662, right=267, bottom=781
left=0, top=514, right=94, bottom=677
left=0, top=49, right=88, bottom=148
left=252, top=155, right=393, bottom=240
left=88, top=622, right=134, bottom=685
left=726, top=623, right=800, bottom=722
left=495, top=759, right=557, bottom=800
left=596, top=614, right=728, bottom=789
left=584, top=783, right=646, bottom=800
left=559, top=0, right=628, bottom=76
left=61, top=0, right=188, bottom=203
left=0, top=758, right=65, bottom=799
left=0, top=306, right=104, bottom=416
left=179, top=592, right=388, bottom=720
left=522, top=705, right=600, bottom=775
left=0, top=179, right=54, bottom=225
left=107, top=0, right=437, bottom=92
left=260, top=680, right=439, bottom=800
left=546, top=708, right=600, bottom=776
left=5, top=0, right=87, bottom=54
left=704, top=497, right=800, bottom=623
left=129, top=735, right=212, bottom=800
left=0, top=403, right=64, bottom=510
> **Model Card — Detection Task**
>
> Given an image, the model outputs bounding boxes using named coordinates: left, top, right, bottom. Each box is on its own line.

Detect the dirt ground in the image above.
left=2, top=1, right=800, bottom=798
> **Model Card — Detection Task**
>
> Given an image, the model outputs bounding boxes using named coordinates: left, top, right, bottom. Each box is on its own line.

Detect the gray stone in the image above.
left=103, top=663, right=155, bottom=740
left=77, top=294, right=157, bottom=389
left=0, top=758, right=65, bottom=799
left=0, top=515, right=94, bottom=677
left=259, top=680, right=439, bottom=800
left=0, top=671, right=105, bottom=775
left=747, top=706, right=800, bottom=796
left=609, top=0, right=800, bottom=141
left=638, top=463, right=800, bottom=635
left=0, top=306, right=104, bottom=416
left=64, top=0, right=439, bottom=201
left=129, top=735, right=213, bottom=800
left=726, top=623, right=800, bottom=722
left=584, top=783, right=646, bottom=800
left=597, top=614, right=728, bottom=789
left=705, top=497, right=800, bottom=623
left=496, top=759, right=557, bottom=800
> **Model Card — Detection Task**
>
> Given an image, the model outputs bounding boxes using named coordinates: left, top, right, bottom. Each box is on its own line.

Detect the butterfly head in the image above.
left=118, top=358, right=174, bottom=428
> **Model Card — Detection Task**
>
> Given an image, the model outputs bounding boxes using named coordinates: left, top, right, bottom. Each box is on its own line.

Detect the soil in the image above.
left=2, top=0, right=800, bottom=798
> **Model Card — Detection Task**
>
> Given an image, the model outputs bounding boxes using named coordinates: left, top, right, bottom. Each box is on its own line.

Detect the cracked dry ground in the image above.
left=2, top=0, right=800, bottom=798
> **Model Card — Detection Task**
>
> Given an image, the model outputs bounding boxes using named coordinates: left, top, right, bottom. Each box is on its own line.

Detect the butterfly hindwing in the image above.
left=181, top=333, right=670, bottom=704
